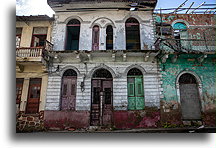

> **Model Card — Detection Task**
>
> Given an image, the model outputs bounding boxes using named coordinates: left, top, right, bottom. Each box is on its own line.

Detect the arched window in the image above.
left=173, top=22, right=190, bottom=49
left=178, top=73, right=201, bottom=120
left=173, top=22, right=188, bottom=39
left=61, top=69, right=77, bottom=110
left=127, top=68, right=144, bottom=110
left=92, top=25, right=100, bottom=50
left=125, top=18, right=140, bottom=50
left=106, top=25, right=113, bottom=50
left=65, top=19, right=80, bottom=50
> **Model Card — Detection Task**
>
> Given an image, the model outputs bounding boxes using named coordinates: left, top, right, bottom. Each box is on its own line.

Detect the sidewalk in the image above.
left=48, top=127, right=216, bottom=133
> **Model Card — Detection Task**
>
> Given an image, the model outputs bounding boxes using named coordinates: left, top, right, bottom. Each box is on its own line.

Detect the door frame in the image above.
left=176, top=71, right=204, bottom=112
left=90, top=78, right=113, bottom=126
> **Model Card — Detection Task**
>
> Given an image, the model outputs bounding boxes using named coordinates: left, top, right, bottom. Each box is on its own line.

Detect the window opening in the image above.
left=31, top=27, right=48, bottom=47
left=126, top=18, right=140, bottom=50
left=106, top=25, right=113, bottom=50
left=65, top=19, right=80, bottom=50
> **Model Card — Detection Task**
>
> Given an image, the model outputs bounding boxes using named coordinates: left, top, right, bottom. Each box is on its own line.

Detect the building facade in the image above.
left=155, top=14, right=216, bottom=127
left=16, top=15, right=54, bottom=132
left=44, top=0, right=162, bottom=130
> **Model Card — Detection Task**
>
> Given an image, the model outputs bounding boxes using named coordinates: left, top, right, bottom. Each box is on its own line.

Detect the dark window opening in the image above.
left=128, top=68, right=142, bottom=76
left=104, top=88, right=112, bottom=104
left=179, top=73, right=197, bottom=84
left=65, top=19, right=80, bottom=50
left=106, top=25, right=113, bottom=50
left=93, top=87, right=100, bottom=104
left=92, top=68, right=112, bottom=78
left=126, top=18, right=140, bottom=50
left=31, top=27, right=48, bottom=47
left=63, top=69, right=77, bottom=77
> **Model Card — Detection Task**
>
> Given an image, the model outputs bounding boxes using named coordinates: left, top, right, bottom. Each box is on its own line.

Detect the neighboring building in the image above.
left=16, top=15, right=54, bottom=132
left=44, top=0, right=162, bottom=130
left=154, top=14, right=216, bottom=127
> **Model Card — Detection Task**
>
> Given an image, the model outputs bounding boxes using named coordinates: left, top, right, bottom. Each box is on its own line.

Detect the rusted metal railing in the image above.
left=157, top=38, right=216, bottom=52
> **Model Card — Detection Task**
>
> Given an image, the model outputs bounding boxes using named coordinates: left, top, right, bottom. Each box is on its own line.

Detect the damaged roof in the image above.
left=16, top=15, right=54, bottom=22
left=47, top=0, right=157, bottom=8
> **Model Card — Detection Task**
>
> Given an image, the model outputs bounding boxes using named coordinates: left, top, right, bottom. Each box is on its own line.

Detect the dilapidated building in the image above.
left=44, top=0, right=162, bottom=130
left=16, top=0, right=216, bottom=132
left=155, top=13, right=216, bottom=127
left=16, top=15, right=54, bottom=131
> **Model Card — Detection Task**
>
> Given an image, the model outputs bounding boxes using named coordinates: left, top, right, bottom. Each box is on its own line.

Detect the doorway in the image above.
left=90, top=69, right=113, bottom=126
left=179, top=73, right=201, bottom=120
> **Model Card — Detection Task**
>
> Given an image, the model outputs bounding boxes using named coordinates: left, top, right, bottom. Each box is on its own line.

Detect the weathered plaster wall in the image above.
left=52, top=11, right=155, bottom=51
left=45, top=60, right=161, bottom=111
left=160, top=54, right=216, bottom=126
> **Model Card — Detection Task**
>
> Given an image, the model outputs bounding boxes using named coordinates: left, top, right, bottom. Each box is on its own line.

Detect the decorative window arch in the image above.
left=65, top=19, right=80, bottom=50
left=125, top=18, right=141, bottom=50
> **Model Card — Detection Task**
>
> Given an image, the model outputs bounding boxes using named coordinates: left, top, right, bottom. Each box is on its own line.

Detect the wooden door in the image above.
left=26, top=78, right=41, bottom=114
left=128, top=76, right=144, bottom=110
left=91, top=79, right=113, bottom=126
left=16, top=78, right=24, bottom=109
left=61, top=76, right=77, bottom=110
left=92, top=26, right=99, bottom=51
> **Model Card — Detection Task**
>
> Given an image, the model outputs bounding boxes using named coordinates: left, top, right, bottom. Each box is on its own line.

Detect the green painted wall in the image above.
left=160, top=54, right=216, bottom=105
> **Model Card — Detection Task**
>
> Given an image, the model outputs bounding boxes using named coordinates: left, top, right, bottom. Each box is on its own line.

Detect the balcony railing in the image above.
left=16, top=40, right=53, bottom=61
left=156, top=38, right=216, bottom=52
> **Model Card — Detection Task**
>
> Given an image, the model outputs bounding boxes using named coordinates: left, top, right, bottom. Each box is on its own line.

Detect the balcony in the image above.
left=16, top=40, right=53, bottom=62
left=16, top=40, right=53, bottom=72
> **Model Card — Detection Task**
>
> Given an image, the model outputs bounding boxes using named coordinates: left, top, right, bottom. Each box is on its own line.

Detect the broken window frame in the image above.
left=31, top=27, right=48, bottom=47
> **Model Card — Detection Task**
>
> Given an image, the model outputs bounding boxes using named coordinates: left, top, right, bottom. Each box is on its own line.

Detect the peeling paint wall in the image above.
left=52, top=11, right=155, bottom=51
left=160, top=54, right=216, bottom=126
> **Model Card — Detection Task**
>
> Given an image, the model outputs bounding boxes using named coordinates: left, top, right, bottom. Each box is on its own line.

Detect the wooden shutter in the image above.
left=128, top=78, right=136, bottom=110
left=135, top=77, right=144, bottom=110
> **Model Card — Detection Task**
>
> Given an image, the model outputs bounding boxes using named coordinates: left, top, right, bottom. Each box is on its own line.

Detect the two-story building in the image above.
left=16, top=15, right=54, bottom=132
left=44, top=0, right=162, bottom=130
left=155, top=13, right=216, bottom=127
